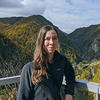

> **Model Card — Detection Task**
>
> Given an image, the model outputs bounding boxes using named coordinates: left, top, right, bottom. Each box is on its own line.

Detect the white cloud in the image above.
left=0, top=0, right=100, bottom=33
left=18, top=0, right=46, bottom=16
left=0, top=0, right=24, bottom=8
left=70, top=0, right=87, bottom=5
left=0, top=0, right=46, bottom=17
left=43, top=0, right=100, bottom=33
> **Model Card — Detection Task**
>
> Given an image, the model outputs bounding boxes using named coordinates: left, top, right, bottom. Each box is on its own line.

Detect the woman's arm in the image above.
left=17, top=63, right=34, bottom=100
left=64, top=58, right=75, bottom=100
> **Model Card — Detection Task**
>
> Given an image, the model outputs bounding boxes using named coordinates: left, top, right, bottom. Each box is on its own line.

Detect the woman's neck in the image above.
left=48, top=53, right=54, bottom=64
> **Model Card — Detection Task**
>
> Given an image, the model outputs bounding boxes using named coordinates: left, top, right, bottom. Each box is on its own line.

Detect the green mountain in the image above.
left=68, top=24, right=100, bottom=60
left=0, top=22, right=10, bottom=31
left=0, top=15, right=79, bottom=77
left=0, top=33, right=32, bottom=77
left=1, top=15, right=80, bottom=57
left=0, top=17, right=23, bottom=24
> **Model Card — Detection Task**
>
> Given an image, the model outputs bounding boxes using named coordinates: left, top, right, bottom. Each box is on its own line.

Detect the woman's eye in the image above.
left=53, top=37, right=57, bottom=40
left=45, top=38, right=50, bottom=40
left=45, top=37, right=57, bottom=41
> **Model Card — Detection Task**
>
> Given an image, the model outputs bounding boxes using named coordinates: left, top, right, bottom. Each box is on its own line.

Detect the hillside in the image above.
left=68, top=24, right=100, bottom=60
left=0, top=33, right=32, bottom=77
left=1, top=15, right=78, bottom=55
left=75, top=60, right=100, bottom=100
left=0, top=15, right=80, bottom=77
left=0, top=17, right=23, bottom=24
left=1, top=15, right=80, bottom=59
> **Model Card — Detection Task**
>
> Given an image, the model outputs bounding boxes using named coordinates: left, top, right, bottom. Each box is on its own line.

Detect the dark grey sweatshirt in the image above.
left=17, top=51, right=75, bottom=100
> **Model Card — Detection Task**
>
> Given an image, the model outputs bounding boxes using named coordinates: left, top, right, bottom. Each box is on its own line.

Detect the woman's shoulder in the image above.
left=56, top=51, right=71, bottom=64
left=55, top=51, right=66, bottom=60
left=22, top=61, right=34, bottom=74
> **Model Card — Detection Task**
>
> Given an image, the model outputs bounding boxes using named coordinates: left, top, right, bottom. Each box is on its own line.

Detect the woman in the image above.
left=17, top=25, right=75, bottom=100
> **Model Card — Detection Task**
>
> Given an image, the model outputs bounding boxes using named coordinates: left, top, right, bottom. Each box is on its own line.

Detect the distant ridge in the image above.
left=0, top=17, right=23, bottom=24
left=68, top=24, right=100, bottom=60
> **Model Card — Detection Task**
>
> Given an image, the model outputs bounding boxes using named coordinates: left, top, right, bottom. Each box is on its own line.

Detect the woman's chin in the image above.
left=48, top=50, right=54, bottom=55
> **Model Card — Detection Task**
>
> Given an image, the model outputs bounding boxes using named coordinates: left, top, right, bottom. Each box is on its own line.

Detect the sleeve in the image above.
left=17, top=63, right=34, bottom=100
left=64, top=58, right=75, bottom=96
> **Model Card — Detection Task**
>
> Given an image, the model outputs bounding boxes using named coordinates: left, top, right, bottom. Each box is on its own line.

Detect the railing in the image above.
left=0, top=75, right=100, bottom=100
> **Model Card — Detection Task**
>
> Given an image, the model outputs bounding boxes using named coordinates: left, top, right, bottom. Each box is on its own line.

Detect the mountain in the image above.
left=0, top=17, right=23, bottom=24
left=0, top=15, right=79, bottom=77
left=0, top=33, right=32, bottom=77
left=0, top=15, right=80, bottom=58
left=68, top=24, right=100, bottom=60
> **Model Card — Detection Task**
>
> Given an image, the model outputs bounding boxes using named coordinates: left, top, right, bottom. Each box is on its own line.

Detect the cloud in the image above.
left=0, top=0, right=100, bottom=33
left=70, top=0, right=87, bottom=5
left=0, top=0, right=46, bottom=17
left=43, top=0, right=100, bottom=33
left=20, top=0, right=46, bottom=16
left=0, top=0, right=24, bottom=8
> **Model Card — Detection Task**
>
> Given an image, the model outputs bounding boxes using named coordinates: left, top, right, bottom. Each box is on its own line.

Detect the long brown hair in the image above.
left=32, top=25, right=57, bottom=85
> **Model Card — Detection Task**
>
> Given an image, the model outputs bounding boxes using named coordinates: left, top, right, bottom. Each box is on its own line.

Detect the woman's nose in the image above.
left=49, top=39, right=54, bottom=44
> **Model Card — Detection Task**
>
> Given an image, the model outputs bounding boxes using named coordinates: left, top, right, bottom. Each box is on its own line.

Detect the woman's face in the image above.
left=44, top=30, right=58, bottom=55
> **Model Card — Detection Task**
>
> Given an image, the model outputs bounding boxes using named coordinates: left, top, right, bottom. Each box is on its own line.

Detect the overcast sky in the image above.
left=0, top=0, right=100, bottom=33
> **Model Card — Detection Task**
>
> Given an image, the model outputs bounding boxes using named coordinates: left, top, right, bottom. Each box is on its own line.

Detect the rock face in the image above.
left=68, top=24, right=100, bottom=60
left=91, top=39, right=100, bottom=53
left=83, top=39, right=100, bottom=60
